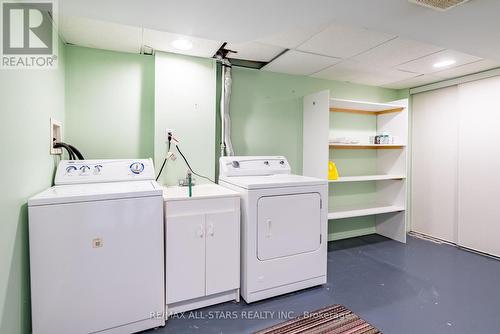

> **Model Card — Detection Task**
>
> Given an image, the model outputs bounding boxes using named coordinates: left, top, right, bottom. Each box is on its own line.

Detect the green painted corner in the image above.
left=65, top=45, right=155, bottom=160
left=0, top=38, right=66, bottom=334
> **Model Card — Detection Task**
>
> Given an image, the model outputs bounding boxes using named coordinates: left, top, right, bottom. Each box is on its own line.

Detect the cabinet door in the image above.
left=205, top=211, right=240, bottom=295
left=166, top=214, right=206, bottom=304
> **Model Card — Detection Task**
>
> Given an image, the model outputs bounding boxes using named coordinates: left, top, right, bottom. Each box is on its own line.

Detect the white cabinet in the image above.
left=163, top=185, right=240, bottom=315
left=205, top=211, right=240, bottom=295
left=166, top=214, right=206, bottom=303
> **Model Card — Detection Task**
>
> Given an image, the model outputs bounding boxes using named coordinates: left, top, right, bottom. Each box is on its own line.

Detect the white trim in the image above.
left=409, top=67, right=500, bottom=94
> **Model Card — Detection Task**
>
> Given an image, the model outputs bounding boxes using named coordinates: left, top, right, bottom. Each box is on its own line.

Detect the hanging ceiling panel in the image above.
left=297, top=23, right=396, bottom=58
left=143, top=29, right=222, bottom=57
left=396, top=49, right=482, bottom=74
left=60, top=16, right=142, bottom=53
left=353, top=37, right=444, bottom=68
left=263, top=50, right=341, bottom=76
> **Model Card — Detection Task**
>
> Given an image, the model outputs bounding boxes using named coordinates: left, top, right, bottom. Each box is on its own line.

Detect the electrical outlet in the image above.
left=166, top=128, right=174, bottom=140
left=50, top=118, right=63, bottom=155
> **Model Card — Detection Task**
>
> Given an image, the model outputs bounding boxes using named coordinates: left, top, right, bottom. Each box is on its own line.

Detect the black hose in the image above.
left=68, top=144, right=85, bottom=160
left=53, top=142, right=75, bottom=160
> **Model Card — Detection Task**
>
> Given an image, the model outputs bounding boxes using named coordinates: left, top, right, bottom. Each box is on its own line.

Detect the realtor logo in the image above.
left=1, top=0, right=58, bottom=69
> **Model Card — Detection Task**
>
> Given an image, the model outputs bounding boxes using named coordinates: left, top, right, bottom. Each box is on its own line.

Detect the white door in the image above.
left=458, top=76, right=500, bottom=257
left=166, top=214, right=206, bottom=303
left=411, top=86, right=459, bottom=243
left=29, top=196, right=164, bottom=334
left=257, top=193, right=321, bottom=261
left=205, top=211, right=240, bottom=295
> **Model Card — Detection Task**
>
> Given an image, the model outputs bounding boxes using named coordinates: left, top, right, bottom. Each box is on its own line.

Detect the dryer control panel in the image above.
left=54, top=159, right=156, bottom=185
left=219, top=156, right=291, bottom=177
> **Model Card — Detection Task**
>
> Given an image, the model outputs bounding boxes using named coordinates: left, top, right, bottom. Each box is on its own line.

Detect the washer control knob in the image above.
left=130, top=162, right=145, bottom=174
left=80, top=165, right=90, bottom=173
left=66, top=166, right=77, bottom=173
left=94, top=165, right=103, bottom=174
left=280, top=160, right=285, bottom=165
left=264, top=161, right=269, bottom=166
left=231, top=161, right=240, bottom=168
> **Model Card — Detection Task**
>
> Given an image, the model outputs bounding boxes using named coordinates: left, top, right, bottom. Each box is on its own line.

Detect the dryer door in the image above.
left=257, top=193, right=321, bottom=261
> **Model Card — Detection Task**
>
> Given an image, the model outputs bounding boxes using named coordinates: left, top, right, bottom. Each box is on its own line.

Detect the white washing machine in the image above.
left=219, top=156, right=328, bottom=303
left=28, top=159, right=165, bottom=334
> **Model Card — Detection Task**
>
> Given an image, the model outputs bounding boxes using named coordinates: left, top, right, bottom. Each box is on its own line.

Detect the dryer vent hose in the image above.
left=53, top=141, right=85, bottom=160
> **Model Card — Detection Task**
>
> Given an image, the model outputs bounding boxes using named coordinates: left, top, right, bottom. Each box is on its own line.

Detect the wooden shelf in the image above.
left=329, top=175, right=406, bottom=183
left=328, top=203, right=405, bottom=220
left=329, top=143, right=405, bottom=149
left=330, top=98, right=404, bottom=115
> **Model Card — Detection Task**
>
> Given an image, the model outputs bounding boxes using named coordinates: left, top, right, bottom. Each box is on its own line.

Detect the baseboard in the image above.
left=328, top=227, right=376, bottom=241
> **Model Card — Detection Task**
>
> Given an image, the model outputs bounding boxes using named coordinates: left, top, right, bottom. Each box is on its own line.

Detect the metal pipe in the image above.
left=220, top=60, right=234, bottom=156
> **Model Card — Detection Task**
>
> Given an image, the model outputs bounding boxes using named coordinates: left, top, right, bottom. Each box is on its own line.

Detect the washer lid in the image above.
left=220, top=174, right=326, bottom=190
left=28, top=181, right=162, bottom=206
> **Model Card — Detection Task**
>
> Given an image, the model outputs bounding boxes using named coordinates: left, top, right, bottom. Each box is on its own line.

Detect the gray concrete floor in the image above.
left=149, top=234, right=500, bottom=334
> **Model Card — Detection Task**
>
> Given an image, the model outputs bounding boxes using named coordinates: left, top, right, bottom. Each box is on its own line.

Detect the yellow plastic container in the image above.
left=328, top=161, right=339, bottom=180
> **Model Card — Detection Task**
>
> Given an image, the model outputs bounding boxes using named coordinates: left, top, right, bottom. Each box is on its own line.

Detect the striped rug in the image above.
left=254, top=305, right=381, bottom=334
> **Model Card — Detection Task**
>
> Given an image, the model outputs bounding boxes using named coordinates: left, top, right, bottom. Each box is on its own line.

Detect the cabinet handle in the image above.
left=197, top=224, right=204, bottom=238
left=208, top=223, right=214, bottom=237
left=266, top=219, right=272, bottom=238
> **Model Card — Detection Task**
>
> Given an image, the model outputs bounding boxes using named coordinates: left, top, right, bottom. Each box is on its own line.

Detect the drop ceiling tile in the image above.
left=382, top=74, right=443, bottom=89
left=353, top=37, right=444, bottom=68
left=434, top=59, right=500, bottom=79
left=262, top=50, right=341, bottom=76
left=396, top=49, right=482, bottom=74
left=143, top=29, right=222, bottom=58
left=311, top=60, right=360, bottom=81
left=225, top=42, right=285, bottom=62
left=257, top=22, right=330, bottom=49
left=60, top=16, right=142, bottom=53
left=297, top=23, right=396, bottom=58
left=312, top=60, right=418, bottom=86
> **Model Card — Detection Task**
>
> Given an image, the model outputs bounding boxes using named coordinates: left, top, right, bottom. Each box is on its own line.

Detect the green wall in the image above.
left=230, top=67, right=402, bottom=172
left=0, top=42, right=66, bottom=334
left=229, top=67, right=402, bottom=240
left=65, top=46, right=155, bottom=159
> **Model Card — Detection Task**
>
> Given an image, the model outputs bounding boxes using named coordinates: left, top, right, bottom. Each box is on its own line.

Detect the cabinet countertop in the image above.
left=162, top=183, right=239, bottom=201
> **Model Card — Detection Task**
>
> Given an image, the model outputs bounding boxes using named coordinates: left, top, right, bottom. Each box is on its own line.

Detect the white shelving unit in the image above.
left=303, top=90, right=409, bottom=243
left=328, top=203, right=405, bottom=220
left=330, top=175, right=406, bottom=183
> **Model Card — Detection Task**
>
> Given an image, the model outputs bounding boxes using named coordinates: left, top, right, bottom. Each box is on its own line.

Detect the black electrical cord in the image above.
left=68, top=144, right=85, bottom=160
left=175, top=144, right=215, bottom=184
left=155, top=158, right=167, bottom=181
left=155, top=138, right=171, bottom=181
left=53, top=142, right=75, bottom=160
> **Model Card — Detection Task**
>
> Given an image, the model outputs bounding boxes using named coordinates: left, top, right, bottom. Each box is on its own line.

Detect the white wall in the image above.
left=154, top=52, right=216, bottom=186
